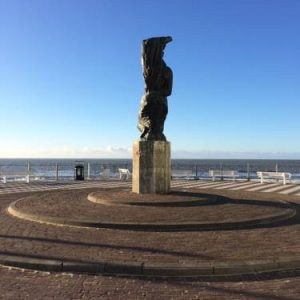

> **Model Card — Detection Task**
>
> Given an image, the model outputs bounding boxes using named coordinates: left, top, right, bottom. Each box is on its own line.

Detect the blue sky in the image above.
left=0, top=0, right=300, bottom=158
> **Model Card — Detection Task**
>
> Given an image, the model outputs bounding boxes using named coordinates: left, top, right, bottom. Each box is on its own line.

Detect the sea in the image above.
left=1, top=158, right=300, bottom=182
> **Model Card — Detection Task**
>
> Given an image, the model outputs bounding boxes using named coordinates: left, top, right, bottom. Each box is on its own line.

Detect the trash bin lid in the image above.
left=75, top=165, right=84, bottom=169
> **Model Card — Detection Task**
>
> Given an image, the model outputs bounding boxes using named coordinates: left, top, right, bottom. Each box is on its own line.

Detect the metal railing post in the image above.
left=56, top=164, right=59, bottom=181
left=247, top=163, right=250, bottom=181
left=220, top=162, right=223, bottom=181
left=27, top=162, right=31, bottom=183
left=87, top=163, right=91, bottom=180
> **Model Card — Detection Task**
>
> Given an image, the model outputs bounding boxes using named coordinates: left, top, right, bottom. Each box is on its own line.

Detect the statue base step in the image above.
left=132, top=140, right=171, bottom=194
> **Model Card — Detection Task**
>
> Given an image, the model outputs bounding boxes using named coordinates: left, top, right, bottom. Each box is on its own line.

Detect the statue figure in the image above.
left=137, top=36, right=173, bottom=141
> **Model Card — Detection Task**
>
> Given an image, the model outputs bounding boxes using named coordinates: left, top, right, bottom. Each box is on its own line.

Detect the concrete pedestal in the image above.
left=132, top=141, right=171, bottom=194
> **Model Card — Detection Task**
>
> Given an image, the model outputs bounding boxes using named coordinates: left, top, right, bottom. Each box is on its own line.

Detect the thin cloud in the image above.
left=172, top=150, right=300, bottom=159
left=0, top=145, right=131, bottom=158
left=1, top=145, right=300, bottom=159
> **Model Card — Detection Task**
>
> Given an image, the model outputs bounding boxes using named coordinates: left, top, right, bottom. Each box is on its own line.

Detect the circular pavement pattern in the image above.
left=1, top=187, right=300, bottom=277
left=8, top=189, right=296, bottom=231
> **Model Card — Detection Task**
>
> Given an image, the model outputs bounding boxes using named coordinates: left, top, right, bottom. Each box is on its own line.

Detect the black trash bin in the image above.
left=75, top=164, right=84, bottom=180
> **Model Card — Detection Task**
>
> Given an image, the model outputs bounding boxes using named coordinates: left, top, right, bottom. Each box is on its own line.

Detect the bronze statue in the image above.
left=138, top=36, right=173, bottom=141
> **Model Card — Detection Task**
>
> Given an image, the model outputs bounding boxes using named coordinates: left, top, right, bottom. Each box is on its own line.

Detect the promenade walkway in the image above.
left=1, top=179, right=300, bottom=196
left=0, top=179, right=300, bottom=299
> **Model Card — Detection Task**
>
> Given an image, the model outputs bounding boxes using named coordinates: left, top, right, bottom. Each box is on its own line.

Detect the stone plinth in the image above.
left=132, top=141, right=171, bottom=194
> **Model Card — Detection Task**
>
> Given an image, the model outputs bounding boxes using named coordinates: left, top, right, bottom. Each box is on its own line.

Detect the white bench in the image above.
left=257, top=171, right=291, bottom=185
left=209, top=170, right=239, bottom=181
left=0, top=173, right=30, bottom=183
left=118, top=168, right=131, bottom=181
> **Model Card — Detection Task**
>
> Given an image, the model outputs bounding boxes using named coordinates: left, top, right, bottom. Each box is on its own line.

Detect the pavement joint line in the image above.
left=214, top=181, right=256, bottom=188
left=212, top=181, right=253, bottom=190
left=280, top=185, right=300, bottom=194
left=261, top=185, right=294, bottom=193
left=230, top=182, right=261, bottom=190
left=1, top=254, right=300, bottom=277
left=172, top=181, right=219, bottom=187
left=246, top=183, right=279, bottom=192
left=181, top=181, right=236, bottom=189
left=172, top=179, right=226, bottom=184
left=171, top=181, right=214, bottom=188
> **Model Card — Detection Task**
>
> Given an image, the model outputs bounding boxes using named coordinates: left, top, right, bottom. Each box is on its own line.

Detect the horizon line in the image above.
left=0, top=157, right=300, bottom=160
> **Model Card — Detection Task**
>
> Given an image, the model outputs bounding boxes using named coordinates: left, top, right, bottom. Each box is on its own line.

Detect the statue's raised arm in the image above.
left=138, top=36, right=173, bottom=141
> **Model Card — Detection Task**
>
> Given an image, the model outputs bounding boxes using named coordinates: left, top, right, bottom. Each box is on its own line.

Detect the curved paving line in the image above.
left=87, top=192, right=218, bottom=207
left=7, top=197, right=297, bottom=232
left=1, top=254, right=300, bottom=277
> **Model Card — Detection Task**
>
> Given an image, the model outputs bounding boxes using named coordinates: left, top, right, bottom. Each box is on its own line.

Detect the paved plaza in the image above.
left=0, top=180, right=300, bottom=299
left=2, top=178, right=300, bottom=196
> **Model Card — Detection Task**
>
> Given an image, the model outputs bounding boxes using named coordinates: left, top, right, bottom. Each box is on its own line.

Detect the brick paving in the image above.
left=1, top=184, right=300, bottom=298
left=12, top=189, right=292, bottom=223
left=1, top=188, right=299, bottom=265
left=2, top=178, right=300, bottom=196
left=0, top=180, right=131, bottom=195
left=1, top=265, right=300, bottom=299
